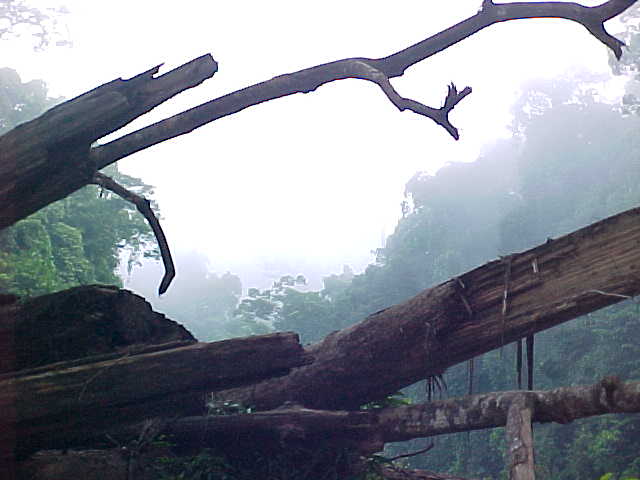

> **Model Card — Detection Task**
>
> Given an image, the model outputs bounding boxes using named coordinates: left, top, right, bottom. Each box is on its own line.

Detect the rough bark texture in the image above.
left=506, top=395, right=535, bottom=480
left=0, top=55, right=217, bottom=230
left=0, top=284, right=195, bottom=374
left=0, top=285, right=309, bottom=460
left=135, top=378, right=640, bottom=449
left=16, top=378, right=638, bottom=480
left=221, top=206, right=640, bottom=410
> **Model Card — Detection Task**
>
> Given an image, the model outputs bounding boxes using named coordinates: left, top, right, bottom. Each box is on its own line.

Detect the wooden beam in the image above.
left=506, top=395, right=536, bottom=480
left=0, top=331, right=309, bottom=458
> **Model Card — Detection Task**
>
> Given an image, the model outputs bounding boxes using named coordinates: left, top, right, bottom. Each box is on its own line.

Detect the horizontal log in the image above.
left=1, top=331, right=309, bottom=458
left=16, top=378, right=637, bottom=479
left=161, top=377, right=640, bottom=447
left=222, top=206, right=640, bottom=410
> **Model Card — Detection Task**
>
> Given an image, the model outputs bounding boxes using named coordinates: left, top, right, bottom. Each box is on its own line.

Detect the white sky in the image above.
left=2, top=0, right=622, bottom=284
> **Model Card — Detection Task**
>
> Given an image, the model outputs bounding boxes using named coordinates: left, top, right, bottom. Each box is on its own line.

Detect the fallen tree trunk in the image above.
left=144, top=377, right=640, bottom=451
left=15, top=378, right=639, bottom=479
left=0, top=330, right=308, bottom=459
left=221, top=205, right=640, bottom=410
left=0, top=55, right=217, bottom=231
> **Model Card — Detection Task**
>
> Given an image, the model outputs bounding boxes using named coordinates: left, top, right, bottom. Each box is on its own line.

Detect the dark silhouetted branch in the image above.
left=92, top=172, right=174, bottom=294
left=90, top=0, right=635, bottom=170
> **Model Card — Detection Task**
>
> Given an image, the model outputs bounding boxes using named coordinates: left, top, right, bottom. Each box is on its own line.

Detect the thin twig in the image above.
left=386, top=443, right=435, bottom=462
left=92, top=172, right=175, bottom=294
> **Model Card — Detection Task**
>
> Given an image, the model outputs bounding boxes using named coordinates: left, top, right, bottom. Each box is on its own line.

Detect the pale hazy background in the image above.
left=2, top=0, right=623, bottom=289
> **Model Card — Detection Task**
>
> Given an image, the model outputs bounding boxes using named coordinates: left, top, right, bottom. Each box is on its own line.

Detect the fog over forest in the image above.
left=3, top=1, right=640, bottom=478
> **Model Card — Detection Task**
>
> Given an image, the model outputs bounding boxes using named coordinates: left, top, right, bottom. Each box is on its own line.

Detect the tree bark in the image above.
left=0, top=55, right=217, bottom=230
left=0, top=285, right=195, bottom=374
left=0, top=330, right=308, bottom=459
left=146, top=378, right=639, bottom=447
left=506, top=395, right=535, bottom=480
left=221, top=205, right=640, bottom=411
left=13, top=377, right=638, bottom=479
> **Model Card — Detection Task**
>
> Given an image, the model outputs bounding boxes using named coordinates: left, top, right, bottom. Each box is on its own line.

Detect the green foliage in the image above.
left=235, top=274, right=341, bottom=344
left=0, top=67, right=158, bottom=297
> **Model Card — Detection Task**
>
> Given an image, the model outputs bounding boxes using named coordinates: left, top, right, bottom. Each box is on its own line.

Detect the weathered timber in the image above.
left=505, top=395, right=535, bottom=480
left=0, top=54, right=217, bottom=230
left=221, top=206, right=640, bottom=410
left=0, top=285, right=195, bottom=375
left=12, top=378, right=639, bottom=480
left=0, top=331, right=308, bottom=459
left=138, top=378, right=640, bottom=449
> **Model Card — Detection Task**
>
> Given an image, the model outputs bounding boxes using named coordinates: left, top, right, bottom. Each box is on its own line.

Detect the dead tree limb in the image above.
left=0, top=1, right=635, bottom=234
left=0, top=54, right=217, bottom=230
left=92, top=172, right=174, bottom=294
left=90, top=0, right=634, bottom=169
left=220, top=205, right=640, bottom=411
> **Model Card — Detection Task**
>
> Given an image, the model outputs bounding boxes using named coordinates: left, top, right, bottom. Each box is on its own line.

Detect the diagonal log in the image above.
left=0, top=54, right=217, bottom=230
left=221, top=205, right=640, bottom=411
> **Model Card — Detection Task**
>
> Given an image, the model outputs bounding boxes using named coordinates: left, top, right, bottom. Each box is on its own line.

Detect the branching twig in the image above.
left=90, top=0, right=637, bottom=169
left=92, top=172, right=175, bottom=294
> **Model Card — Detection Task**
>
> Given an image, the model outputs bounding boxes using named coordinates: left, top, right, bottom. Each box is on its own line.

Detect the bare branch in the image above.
left=91, top=172, right=175, bottom=294
left=89, top=0, right=637, bottom=169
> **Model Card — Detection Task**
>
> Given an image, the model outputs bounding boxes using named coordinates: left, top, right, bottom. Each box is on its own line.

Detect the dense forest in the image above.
left=123, top=43, right=640, bottom=480
left=2, top=2, right=640, bottom=480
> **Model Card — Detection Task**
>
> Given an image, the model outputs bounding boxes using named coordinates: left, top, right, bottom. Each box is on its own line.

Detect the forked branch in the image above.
left=90, top=0, right=637, bottom=169
left=91, top=172, right=175, bottom=294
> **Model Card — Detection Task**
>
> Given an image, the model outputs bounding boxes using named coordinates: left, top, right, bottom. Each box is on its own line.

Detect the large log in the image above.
left=14, top=377, right=639, bottom=479
left=221, top=206, right=640, bottom=410
left=0, top=55, right=217, bottom=230
left=0, top=330, right=308, bottom=459
left=146, top=377, right=640, bottom=450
